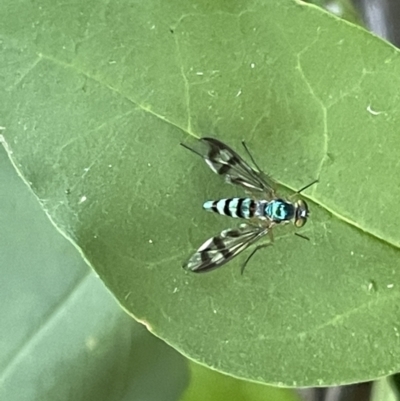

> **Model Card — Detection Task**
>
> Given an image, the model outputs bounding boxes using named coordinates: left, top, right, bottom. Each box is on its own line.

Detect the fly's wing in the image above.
left=181, top=137, right=275, bottom=197
left=183, top=223, right=269, bottom=273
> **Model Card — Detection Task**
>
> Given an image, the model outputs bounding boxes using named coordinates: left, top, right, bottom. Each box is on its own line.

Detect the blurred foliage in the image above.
left=181, top=362, right=300, bottom=401
left=305, top=0, right=364, bottom=25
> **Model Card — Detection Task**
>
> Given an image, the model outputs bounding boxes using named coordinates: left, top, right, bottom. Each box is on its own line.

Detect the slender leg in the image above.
left=180, top=142, right=203, bottom=158
left=241, top=140, right=264, bottom=173
left=295, top=232, right=309, bottom=241
left=241, top=243, right=272, bottom=275
left=295, top=179, right=319, bottom=195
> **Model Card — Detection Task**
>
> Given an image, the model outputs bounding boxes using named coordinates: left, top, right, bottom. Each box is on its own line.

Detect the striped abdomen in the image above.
left=203, top=198, right=296, bottom=223
left=203, top=198, right=259, bottom=219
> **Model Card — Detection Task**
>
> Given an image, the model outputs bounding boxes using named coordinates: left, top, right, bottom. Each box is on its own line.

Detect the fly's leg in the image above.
left=239, top=220, right=273, bottom=275
left=295, top=232, right=309, bottom=241
left=289, top=180, right=319, bottom=200
left=241, top=140, right=278, bottom=197
left=240, top=242, right=272, bottom=275
left=241, top=140, right=264, bottom=174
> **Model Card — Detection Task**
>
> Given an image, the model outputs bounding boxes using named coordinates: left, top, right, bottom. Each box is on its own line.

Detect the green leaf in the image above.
left=2, top=0, right=400, bottom=387
left=181, top=362, right=301, bottom=401
left=0, top=147, right=188, bottom=400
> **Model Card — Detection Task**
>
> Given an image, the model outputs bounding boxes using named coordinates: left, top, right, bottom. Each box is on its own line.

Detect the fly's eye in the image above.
left=295, top=217, right=307, bottom=227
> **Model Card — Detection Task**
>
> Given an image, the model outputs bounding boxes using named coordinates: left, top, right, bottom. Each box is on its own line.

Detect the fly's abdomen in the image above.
left=203, top=198, right=256, bottom=219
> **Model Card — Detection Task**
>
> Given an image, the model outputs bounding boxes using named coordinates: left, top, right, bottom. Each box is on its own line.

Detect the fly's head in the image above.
left=294, top=199, right=309, bottom=227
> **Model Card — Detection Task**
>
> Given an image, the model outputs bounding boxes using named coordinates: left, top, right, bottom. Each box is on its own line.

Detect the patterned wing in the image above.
left=183, top=223, right=269, bottom=273
left=181, top=137, right=275, bottom=196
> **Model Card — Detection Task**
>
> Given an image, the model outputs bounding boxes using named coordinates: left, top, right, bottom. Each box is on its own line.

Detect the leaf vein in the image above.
left=37, top=53, right=191, bottom=135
